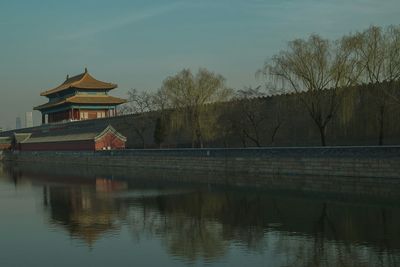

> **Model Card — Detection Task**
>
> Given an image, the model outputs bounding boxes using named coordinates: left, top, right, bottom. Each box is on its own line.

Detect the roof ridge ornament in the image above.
left=39, top=69, right=118, bottom=96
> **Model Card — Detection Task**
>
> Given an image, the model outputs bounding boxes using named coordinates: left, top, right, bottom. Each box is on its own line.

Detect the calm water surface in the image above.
left=0, top=163, right=399, bottom=267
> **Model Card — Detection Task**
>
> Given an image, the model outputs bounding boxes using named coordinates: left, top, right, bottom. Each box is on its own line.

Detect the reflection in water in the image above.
left=45, top=184, right=127, bottom=246
left=125, top=192, right=400, bottom=266
left=1, top=162, right=400, bottom=266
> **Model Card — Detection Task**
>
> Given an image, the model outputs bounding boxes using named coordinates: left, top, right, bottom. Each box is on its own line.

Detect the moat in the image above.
left=0, top=162, right=399, bottom=267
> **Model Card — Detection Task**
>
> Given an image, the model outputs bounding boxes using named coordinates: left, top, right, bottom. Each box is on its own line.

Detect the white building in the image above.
left=16, top=117, right=21, bottom=129
left=25, top=112, right=33, bottom=128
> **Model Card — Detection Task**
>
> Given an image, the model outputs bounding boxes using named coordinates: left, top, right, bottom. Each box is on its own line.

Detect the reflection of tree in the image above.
left=124, top=191, right=400, bottom=266
left=164, top=215, right=227, bottom=261
left=284, top=202, right=400, bottom=267
left=127, top=194, right=229, bottom=262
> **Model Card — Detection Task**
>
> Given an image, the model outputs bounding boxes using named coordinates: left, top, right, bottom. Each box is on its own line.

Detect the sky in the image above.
left=0, top=0, right=399, bottom=129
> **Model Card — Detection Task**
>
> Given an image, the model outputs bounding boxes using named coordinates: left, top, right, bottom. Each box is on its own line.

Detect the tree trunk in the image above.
left=318, top=125, right=326, bottom=146
left=241, top=130, right=247, bottom=148
left=378, top=105, right=385, bottom=146
left=139, top=132, right=146, bottom=148
left=194, top=113, right=203, bottom=148
left=191, top=136, right=195, bottom=148
left=243, top=130, right=261, bottom=147
left=134, top=129, right=146, bottom=149
left=270, top=122, right=282, bottom=145
left=141, top=138, right=146, bottom=149
left=196, top=129, right=203, bottom=148
left=191, top=122, right=196, bottom=148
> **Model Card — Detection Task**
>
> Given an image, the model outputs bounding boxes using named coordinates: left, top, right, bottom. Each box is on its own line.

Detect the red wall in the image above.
left=19, top=132, right=125, bottom=151
left=47, top=109, right=113, bottom=123
left=72, top=110, right=80, bottom=120
left=79, top=109, right=108, bottom=120
left=0, top=144, right=11, bottom=150
left=95, top=132, right=126, bottom=150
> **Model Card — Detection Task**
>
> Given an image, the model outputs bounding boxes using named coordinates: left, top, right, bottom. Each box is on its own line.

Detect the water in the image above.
left=0, top=163, right=399, bottom=267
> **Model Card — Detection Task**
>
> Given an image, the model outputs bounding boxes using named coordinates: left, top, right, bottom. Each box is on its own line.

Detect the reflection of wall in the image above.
left=95, top=178, right=128, bottom=192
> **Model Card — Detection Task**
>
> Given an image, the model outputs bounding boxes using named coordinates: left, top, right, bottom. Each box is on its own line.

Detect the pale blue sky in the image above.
left=0, top=0, right=399, bottom=129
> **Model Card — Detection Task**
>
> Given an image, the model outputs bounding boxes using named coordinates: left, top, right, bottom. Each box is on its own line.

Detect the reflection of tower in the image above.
left=25, top=112, right=33, bottom=128
left=45, top=186, right=122, bottom=246
left=15, top=117, right=21, bottom=129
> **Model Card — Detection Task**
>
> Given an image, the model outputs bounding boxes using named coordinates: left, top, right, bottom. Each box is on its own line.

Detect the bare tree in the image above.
left=230, top=89, right=261, bottom=147
left=261, top=34, right=362, bottom=146
left=152, top=87, right=171, bottom=113
left=233, top=87, right=265, bottom=147
left=120, top=89, right=155, bottom=148
left=124, top=88, right=154, bottom=114
left=231, top=86, right=283, bottom=147
left=162, top=68, right=232, bottom=148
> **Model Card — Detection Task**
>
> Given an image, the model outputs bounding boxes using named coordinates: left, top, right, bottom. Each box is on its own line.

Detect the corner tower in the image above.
left=34, top=68, right=126, bottom=124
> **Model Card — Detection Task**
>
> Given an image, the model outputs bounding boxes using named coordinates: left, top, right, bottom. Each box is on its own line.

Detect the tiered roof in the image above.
left=34, top=95, right=126, bottom=111
left=40, top=68, right=117, bottom=96
left=34, top=69, right=125, bottom=111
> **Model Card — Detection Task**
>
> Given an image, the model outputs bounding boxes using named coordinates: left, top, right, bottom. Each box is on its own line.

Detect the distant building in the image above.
left=0, top=136, right=12, bottom=150
left=15, top=117, right=21, bottom=129
left=34, top=68, right=126, bottom=124
left=25, top=112, right=33, bottom=128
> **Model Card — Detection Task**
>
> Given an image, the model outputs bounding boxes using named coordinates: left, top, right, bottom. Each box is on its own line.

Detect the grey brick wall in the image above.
left=4, top=146, right=400, bottom=199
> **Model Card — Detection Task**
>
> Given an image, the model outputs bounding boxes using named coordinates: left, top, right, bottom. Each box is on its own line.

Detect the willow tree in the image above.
left=261, top=35, right=362, bottom=146
left=162, top=68, right=232, bottom=148
left=349, top=25, right=400, bottom=145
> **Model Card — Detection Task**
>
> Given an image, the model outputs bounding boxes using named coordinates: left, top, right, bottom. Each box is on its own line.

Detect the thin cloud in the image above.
left=58, top=3, right=183, bottom=41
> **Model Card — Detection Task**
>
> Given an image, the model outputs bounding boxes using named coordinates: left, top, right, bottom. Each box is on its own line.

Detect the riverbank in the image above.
left=3, top=146, right=400, bottom=199
left=4, top=146, right=400, bottom=177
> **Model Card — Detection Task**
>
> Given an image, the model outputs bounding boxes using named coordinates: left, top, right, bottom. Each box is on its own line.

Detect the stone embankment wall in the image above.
left=4, top=147, right=400, bottom=199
